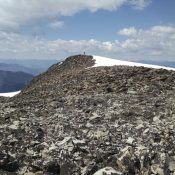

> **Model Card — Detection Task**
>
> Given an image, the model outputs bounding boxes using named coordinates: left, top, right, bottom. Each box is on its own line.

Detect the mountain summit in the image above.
left=0, top=55, right=175, bottom=175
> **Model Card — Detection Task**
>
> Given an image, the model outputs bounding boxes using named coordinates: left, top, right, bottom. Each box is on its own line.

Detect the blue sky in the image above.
left=0, top=0, right=175, bottom=61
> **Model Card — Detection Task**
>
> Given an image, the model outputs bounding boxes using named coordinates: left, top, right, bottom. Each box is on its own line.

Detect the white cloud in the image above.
left=129, top=0, right=151, bottom=10
left=0, top=0, right=151, bottom=31
left=0, top=19, right=19, bottom=32
left=151, top=26, right=175, bottom=34
left=0, top=25, right=175, bottom=61
left=117, top=25, right=175, bottom=60
left=49, top=21, right=64, bottom=29
left=118, top=27, right=137, bottom=36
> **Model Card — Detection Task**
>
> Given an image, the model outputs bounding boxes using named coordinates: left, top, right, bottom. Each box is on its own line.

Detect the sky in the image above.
left=0, top=0, right=175, bottom=62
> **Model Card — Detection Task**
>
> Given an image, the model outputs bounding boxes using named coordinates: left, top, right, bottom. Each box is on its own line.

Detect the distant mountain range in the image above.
left=0, top=59, right=58, bottom=93
left=139, top=60, right=175, bottom=68
left=0, top=70, right=34, bottom=93
left=0, top=63, right=40, bottom=75
left=0, top=59, right=58, bottom=75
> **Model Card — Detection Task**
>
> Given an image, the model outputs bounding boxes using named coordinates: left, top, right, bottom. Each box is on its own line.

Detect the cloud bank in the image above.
left=0, top=25, right=174, bottom=61
left=0, top=0, right=151, bottom=31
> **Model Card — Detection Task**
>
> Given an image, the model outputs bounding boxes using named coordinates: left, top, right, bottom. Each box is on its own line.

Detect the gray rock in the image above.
left=0, top=55, right=175, bottom=174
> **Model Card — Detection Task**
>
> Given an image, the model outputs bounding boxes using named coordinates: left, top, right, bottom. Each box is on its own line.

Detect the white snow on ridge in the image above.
left=93, top=167, right=122, bottom=175
left=92, top=56, right=175, bottom=71
left=0, top=91, right=21, bottom=97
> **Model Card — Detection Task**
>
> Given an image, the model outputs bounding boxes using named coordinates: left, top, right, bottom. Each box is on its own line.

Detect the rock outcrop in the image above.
left=0, top=55, right=175, bottom=175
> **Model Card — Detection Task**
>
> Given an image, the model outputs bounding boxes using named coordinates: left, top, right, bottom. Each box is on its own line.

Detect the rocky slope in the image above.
left=0, top=55, right=175, bottom=175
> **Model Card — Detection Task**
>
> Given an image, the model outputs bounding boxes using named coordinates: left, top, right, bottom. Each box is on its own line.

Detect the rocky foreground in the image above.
left=0, top=55, right=175, bottom=175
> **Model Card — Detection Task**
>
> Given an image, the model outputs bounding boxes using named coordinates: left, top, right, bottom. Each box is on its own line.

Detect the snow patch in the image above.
left=0, top=91, right=21, bottom=97
left=92, top=56, right=175, bottom=71
left=93, top=167, right=122, bottom=175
